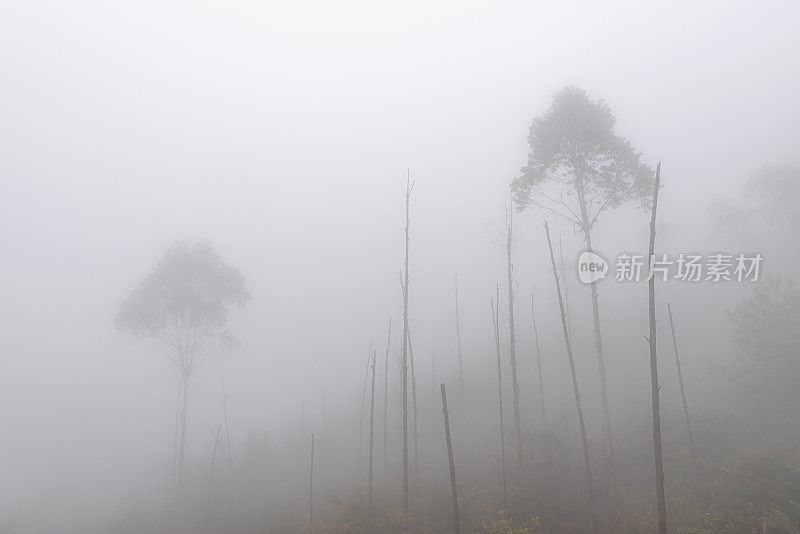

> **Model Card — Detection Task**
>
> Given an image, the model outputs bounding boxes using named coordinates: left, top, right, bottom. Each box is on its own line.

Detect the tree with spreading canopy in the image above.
left=115, top=241, right=248, bottom=494
left=512, top=85, right=654, bottom=502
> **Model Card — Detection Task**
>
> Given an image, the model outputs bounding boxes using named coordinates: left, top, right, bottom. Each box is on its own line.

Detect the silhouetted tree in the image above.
left=115, top=241, right=248, bottom=494
left=512, top=86, right=654, bottom=499
left=729, top=274, right=800, bottom=370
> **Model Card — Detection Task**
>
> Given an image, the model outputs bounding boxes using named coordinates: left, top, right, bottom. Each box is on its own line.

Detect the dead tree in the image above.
left=486, top=206, right=525, bottom=484
left=440, top=384, right=461, bottom=534
left=531, top=290, right=546, bottom=427
left=359, top=340, right=374, bottom=466
left=668, top=302, right=697, bottom=480
left=383, top=317, right=391, bottom=493
left=369, top=350, right=377, bottom=509
left=455, top=273, right=464, bottom=397
left=408, top=326, right=420, bottom=490
left=309, top=433, right=315, bottom=523
left=544, top=221, right=597, bottom=530
left=647, top=163, right=667, bottom=534
left=491, top=285, right=508, bottom=506
left=400, top=173, right=414, bottom=513
left=505, top=208, right=524, bottom=483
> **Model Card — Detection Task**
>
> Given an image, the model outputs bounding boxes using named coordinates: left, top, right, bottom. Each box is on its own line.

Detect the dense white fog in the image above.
left=1, top=2, right=799, bottom=533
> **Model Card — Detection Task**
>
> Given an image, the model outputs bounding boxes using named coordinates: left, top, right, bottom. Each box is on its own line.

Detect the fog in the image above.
left=1, top=2, right=799, bottom=533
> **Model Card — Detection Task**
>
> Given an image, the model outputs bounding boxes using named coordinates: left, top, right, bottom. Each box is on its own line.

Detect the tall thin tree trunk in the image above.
left=559, top=234, right=573, bottom=339
left=545, top=221, right=597, bottom=531
left=505, top=208, right=524, bottom=484
left=369, top=350, right=377, bottom=509
left=668, top=303, right=697, bottom=480
left=171, top=382, right=181, bottom=495
left=401, top=173, right=413, bottom=513
left=531, top=291, right=546, bottom=428
left=206, top=425, right=221, bottom=528
left=309, top=433, right=315, bottom=524
left=455, top=274, right=464, bottom=397
left=578, top=190, right=617, bottom=505
left=222, top=379, right=233, bottom=470
left=440, top=384, right=461, bottom=534
left=383, top=317, right=391, bottom=494
left=178, top=372, right=190, bottom=496
left=648, top=163, right=667, bottom=534
left=408, top=327, right=420, bottom=490
left=359, top=341, right=373, bottom=466
left=491, top=285, right=508, bottom=506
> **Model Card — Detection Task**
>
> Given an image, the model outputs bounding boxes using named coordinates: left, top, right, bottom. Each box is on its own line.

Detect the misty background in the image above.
left=1, top=1, right=799, bottom=532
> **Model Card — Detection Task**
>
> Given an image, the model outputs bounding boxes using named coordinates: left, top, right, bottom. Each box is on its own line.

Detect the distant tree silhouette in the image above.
left=116, top=241, right=248, bottom=495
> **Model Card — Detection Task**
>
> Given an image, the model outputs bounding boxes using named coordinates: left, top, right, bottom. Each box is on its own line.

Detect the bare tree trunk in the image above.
left=206, top=425, right=221, bottom=528
left=178, top=372, right=190, bottom=496
left=222, top=379, right=233, bottom=470
left=544, top=221, right=597, bottom=531
left=455, top=273, right=464, bottom=397
left=558, top=234, right=573, bottom=339
left=359, top=341, right=373, bottom=467
left=648, top=163, right=667, bottom=534
left=505, top=208, right=524, bottom=484
left=440, top=384, right=461, bottom=534
left=577, top=189, right=618, bottom=506
left=383, top=317, right=391, bottom=494
left=309, top=433, right=315, bottom=524
left=491, top=285, right=508, bottom=506
left=667, top=303, right=697, bottom=480
left=531, top=291, right=546, bottom=428
left=369, top=350, right=377, bottom=509
left=401, top=173, right=413, bottom=514
left=408, top=327, right=420, bottom=491
left=171, top=382, right=181, bottom=496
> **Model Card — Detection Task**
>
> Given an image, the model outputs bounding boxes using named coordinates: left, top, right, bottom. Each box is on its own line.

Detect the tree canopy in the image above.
left=512, top=85, right=654, bottom=230
left=116, top=241, right=249, bottom=364
left=728, top=274, right=800, bottom=370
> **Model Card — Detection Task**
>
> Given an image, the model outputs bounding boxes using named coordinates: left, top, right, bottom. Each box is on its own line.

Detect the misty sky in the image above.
left=1, top=0, right=799, bottom=526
